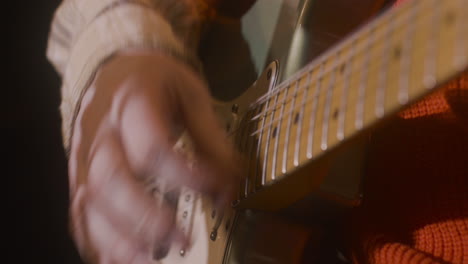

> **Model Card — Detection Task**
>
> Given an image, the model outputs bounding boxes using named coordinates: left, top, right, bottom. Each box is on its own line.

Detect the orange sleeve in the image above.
left=347, top=1, right=468, bottom=263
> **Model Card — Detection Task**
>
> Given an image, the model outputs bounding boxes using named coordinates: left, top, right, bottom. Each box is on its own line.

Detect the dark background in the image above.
left=3, top=1, right=390, bottom=263
left=6, top=1, right=83, bottom=263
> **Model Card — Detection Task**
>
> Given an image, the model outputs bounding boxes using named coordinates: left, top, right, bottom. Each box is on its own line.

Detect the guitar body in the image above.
left=160, top=194, right=232, bottom=264
left=160, top=198, right=312, bottom=264
left=160, top=62, right=314, bottom=264
left=157, top=0, right=468, bottom=263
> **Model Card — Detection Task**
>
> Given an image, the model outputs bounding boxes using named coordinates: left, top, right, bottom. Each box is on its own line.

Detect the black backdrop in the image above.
left=6, top=1, right=82, bottom=263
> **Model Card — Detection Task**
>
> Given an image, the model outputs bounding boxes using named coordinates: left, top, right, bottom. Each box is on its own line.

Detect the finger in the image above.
left=86, top=201, right=154, bottom=264
left=70, top=186, right=99, bottom=263
left=117, top=83, right=193, bottom=182
left=114, top=57, right=240, bottom=200
left=171, top=67, right=242, bottom=200
left=85, top=201, right=121, bottom=263
left=174, top=68, right=240, bottom=174
left=116, top=86, right=209, bottom=194
left=86, top=131, right=187, bottom=251
left=82, top=183, right=181, bottom=264
left=117, top=86, right=232, bottom=199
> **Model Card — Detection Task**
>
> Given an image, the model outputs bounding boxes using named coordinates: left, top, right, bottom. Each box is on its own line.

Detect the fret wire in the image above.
left=294, top=71, right=312, bottom=166
left=398, top=1, right=418, bottom=104
left=251, top=0, right=423, bottom=108
left=261, top=92, right=280, bottom=185
left=241, top=108, right=258, bottom=197
left=238, top=107, right=253, bottom=198
left=454, top=0, right=467, bottom=69
left=228, top=0, right=465, bottom=185
left=247, top=4, right=420, bottom=125
left=232, top=17, right=456, bottom=183
left=255, top=100, right=269, bottom=187
left=271, top=83, right=290, bottom=180
left=245, top=44, right=435, bottom=138
left=237, top=109, right=250, bottom=197
left=337, top=41, right=355, bottom=141
left=283, top=81, right=300, bottom=173
left=321, top=53, right=339, bottom=151
left=376, top=14, right=395, bottom=118
left=355, top=28, right=373, bottom=130
left=423, top=0, right=439, bottom=89
left=238, top=0, right=464, bottom=194
left=239, top=109, right=253, bottom=152
left=306, top=63, right=325, bottom=159
left=232, top=3, right=440, bottom=140
left=264, top=84, right=284, bottom=114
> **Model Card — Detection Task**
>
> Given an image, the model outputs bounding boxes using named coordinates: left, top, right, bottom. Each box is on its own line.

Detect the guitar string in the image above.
left=246, top=0, right=427, bottom=126
left=249, top=0, right=422, bottom=109
left=232, top=3, right=441, bottom=140
left=235, top=1, right=426, bottom=187
left=243, top=22, right=415, bottom=129
left=232, top=0, right=453, bottom=188
left=232, top=0, right=465, bottom=195
left=243, top=44, right=442, bottom=139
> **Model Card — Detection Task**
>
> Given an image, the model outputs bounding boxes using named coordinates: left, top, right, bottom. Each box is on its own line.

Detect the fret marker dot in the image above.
left=333, top=109, right=339, bottom=120
left=393, top=46, right=402, bottom=59
left=294, top=113, right=300, bottom=124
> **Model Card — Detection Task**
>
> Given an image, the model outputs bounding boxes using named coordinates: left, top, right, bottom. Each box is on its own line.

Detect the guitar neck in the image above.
left=236, top=0, right=467, bottom=198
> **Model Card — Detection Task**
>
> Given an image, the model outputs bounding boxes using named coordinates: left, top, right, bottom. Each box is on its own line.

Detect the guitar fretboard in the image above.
left=235, top=0, right=467, bottom=199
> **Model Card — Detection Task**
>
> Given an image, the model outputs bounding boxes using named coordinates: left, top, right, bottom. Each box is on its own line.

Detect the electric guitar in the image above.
left=154, top=0, right=467, bottom=262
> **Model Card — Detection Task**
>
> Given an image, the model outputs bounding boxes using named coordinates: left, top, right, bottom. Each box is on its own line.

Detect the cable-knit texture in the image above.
left=347, top=1, right=468, bottom=260
left=349, top=73, right=467, bottom=264
left=348, top=2, right=467, bottom=264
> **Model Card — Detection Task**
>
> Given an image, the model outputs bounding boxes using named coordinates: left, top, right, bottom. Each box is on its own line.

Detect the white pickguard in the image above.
left=156, top=61, right=278, bottom=264
left=151, top=133, right=235, bottom=264
left=160, top=190, right=235, bottom=264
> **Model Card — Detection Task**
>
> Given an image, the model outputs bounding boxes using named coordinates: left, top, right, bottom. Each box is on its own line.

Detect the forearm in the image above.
left=47, top=0, right=203, bottom=152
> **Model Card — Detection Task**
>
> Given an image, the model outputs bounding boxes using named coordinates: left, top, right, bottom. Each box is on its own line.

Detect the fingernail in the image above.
left=152, top=242, right=170, bottom=260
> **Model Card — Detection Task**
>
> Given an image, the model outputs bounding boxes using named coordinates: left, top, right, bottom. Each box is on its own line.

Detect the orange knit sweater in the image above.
left=348, top=1, right=468, bottom=263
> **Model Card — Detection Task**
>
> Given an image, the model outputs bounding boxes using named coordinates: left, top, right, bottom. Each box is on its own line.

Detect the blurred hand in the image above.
left=68, top=51, right=240, bottom=263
